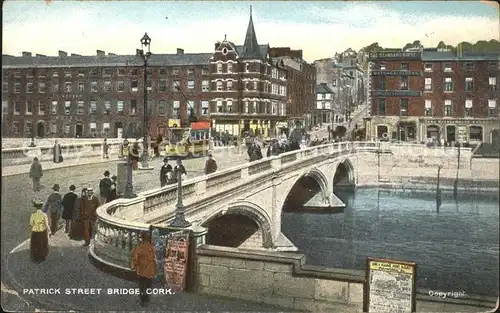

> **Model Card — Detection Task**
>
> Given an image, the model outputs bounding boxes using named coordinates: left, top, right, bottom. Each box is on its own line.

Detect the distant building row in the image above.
left=1, top=11, right=316, bottom=139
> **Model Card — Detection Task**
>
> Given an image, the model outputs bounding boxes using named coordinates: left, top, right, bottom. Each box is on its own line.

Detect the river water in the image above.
left=282, top=188, right=499, bottom=297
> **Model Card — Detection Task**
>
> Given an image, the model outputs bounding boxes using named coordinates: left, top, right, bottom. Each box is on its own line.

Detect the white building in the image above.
left=314, top=83, right=335, bottom=126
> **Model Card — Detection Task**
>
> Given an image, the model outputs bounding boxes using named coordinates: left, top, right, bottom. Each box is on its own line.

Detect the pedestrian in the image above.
left=173, top=158, right=187, bottom=182
left=160, top=157, right=172, bottom=187
left=43, top=184, right=63, bottom=235
left=131, top=231, right=157, bottom=307
left=53, top=140, right=63, bottom=163
left=102, top=138, right=110, bottom=159
left=107, top=176, right=117, bottom=202
left=62, top=185, right=78, bottom=233
left=99, top=171, right=112, bottom=204
left=70, top=188, right=86, bottom=241
left=29, top=198, right=50, bottom=263
left=81, top=188, right=100, bottom=246
left=204, top=153, right=218, bottom=175
left=130, top=142, right=140, bottom=170
left=29, top=157, right=43, bottom=192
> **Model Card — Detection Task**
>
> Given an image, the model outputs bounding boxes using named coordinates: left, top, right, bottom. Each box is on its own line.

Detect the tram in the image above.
left=164, top=121, right=211, bottom=158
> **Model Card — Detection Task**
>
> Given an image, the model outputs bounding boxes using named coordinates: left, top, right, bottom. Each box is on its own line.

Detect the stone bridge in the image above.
left=90, top=141, right=473, bottom=270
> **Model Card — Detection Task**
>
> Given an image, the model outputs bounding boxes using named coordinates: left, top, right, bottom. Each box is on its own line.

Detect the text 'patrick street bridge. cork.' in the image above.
left=89, top=141, right=475, bottom=270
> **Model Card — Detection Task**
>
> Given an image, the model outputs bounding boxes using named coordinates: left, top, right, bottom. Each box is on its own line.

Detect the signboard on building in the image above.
left=369, top=52, right=421, bottom=60
left=371, top=71, right=422, bottom=76
left=168, top=119, right=181, bottom=128
left=371, top=90, right=421, bottom=97
left=364, top=257, right=416, bottom=313
left=457, top=126, right=467, bottom=143
left=163, top=231, right=190, bottom=292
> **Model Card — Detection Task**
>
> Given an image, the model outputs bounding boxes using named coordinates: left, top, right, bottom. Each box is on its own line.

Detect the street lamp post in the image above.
left=123, top=139, right=136, bottom=198
left=139, top=33, right=152, bottom=169
left=169, top=169, right=192, bottom=228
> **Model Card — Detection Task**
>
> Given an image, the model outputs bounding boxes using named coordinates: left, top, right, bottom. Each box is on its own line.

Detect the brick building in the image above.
left=366, top=49, right=500, bottom=145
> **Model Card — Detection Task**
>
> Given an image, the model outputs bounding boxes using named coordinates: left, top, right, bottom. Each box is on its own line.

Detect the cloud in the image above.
left=2, top=2, right=498, bottom=63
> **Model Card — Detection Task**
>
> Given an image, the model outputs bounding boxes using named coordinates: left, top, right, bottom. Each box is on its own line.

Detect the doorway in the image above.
left=75, top=123, right=83, bottom=138
left=36, top=122, right=45, bottom=138
left=114, top=122, right=123, bottom=138
left=491, top=129, right=500, bottom=148
left=446, top=125, right=456, bottom=143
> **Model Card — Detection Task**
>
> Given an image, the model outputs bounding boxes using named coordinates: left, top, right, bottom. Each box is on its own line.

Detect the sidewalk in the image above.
left=4, top=231, right=299, bottom=312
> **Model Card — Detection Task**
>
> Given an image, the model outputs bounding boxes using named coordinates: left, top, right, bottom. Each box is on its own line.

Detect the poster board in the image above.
left=163, top=231, right=190, bottom=292
left=364, top=257, right=417, bottom=313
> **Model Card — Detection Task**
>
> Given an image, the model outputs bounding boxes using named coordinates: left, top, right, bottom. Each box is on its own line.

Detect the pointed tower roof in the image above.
left=241, top=6, right=263, bottom=60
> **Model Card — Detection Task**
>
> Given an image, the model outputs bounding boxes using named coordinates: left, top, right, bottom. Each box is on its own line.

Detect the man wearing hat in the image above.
left=81, top=187, right=100, bottom=246
left=159, top=157, right=172, bottom=187
left=62, top=185, right=78, bottom=234
left=99, top=171, right=113, bottom=204
left=204, top=152, right=218, bottom=175
left=43, top=184, right=63, bottom=235
left=106, top=176, right=118, bottom=202
left=29, top=198, right=50, bottom=263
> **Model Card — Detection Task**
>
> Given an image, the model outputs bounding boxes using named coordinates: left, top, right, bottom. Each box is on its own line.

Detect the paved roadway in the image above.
left=1, top=148, right=274, bottom=311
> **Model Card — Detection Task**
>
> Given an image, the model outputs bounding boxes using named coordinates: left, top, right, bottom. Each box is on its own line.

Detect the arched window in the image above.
left=469, top=126, right=483, bottom=142
left=426, top=125, right=440, bottom=140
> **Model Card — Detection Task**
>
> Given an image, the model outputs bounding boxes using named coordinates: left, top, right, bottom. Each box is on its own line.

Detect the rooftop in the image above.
left=316, top=83, right=334, bottom=94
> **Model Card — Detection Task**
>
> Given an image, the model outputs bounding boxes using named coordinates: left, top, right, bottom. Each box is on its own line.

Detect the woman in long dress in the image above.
left=69, top=188, right=86, bottom=240
left=30, top=199, right=50, bottom=263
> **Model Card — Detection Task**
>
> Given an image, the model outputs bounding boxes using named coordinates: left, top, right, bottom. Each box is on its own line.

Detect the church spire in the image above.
left=241, top=5, right=262, bottom=60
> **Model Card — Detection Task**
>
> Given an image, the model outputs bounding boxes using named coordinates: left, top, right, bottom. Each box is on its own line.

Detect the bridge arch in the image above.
left=333, top=158, right=355, bottom=186
left=282, top=168, right=330, bottom=211
left=199, top=201, right=273, bottom=249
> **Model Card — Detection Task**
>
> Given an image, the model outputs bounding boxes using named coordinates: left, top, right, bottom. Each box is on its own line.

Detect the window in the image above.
left=102, top=123, right=110, bottom=135
left=424, top=78, right=432, bottom=91
left=202, top=80, right=210, bottom=92
left=465, top=99, right=473, bottom=117
left=104, top=81, right=112, bottom=92
left=251, top=101, right=257, bottom=113
left=217, top=63, right=223, bottom=73
left=117, top=81, right=124, bottom=92
left=488, top=100, right=497, bottom=117
left=159, top=80, right=167, bottom=92
left=146, top=80, right=153, bottom=92
left=187, top=68, right=194, bottom=76
left=26, top=82, right=34, bottom=93
left=444, top=100, right=452, bottom=116
left=37, top=82, right=45, bottom=93
left=104, top=101, right=111, bottom=113
left=202, top=67, right=209, bottom=75
left=400, top=76, right=408, bottom=90
left=379, top=77, right=386, bottom=90
left=332, top=79, right=337, bottom=87
left=217, top=100, right=223, bottom=113
left=77, top=101, right=84, bottom=115
left=217, top=81, right=223, bottom=91
left=201, top=101, right=209, bottom=115
left=489, top=77, right=497, bottom=91
left=52, top=82, right=58, bottom=93
left=400, top=63, right=409, bottom=70
left=444, top=63, right=452, bottom=72
left=158, top=100, right=166, bottom=115
left=103, top=69, right=113, bottom=77
left=90, top=123, right=97, bottom=136
left=465, top=77, right=473, bottom=92
left=224, top=80, right=232, bottom=91
left=173, top=68, right=179, bottom=76
left=26, top=101, right=33, bottom=114
left=159, top=69, right=166, bottom=76
left=399, top=99, right=408, bottom=116
left=14, top=82, right=21, bottom=93
left=424, top=100, right=432, bottom=116
left=64, top=101, right=71, bottom=115
left=173, top=80, right=180, bottom=91
left=187, top=80, right=195, bottom=90
left=51, top=101, right=57, bottom=114
left=78, top=82, right=84, bottom=92
left=379, top=63, right=386, bottom=70
left=25, top=122, right=33, bottom=136
left=64, top=124, right=70, bottom=135
left=469, top=126, right=483, bottom=141
left=13, top=101, right=20, bottom=115
left=424, top=64, right=433, bottom=72
left=78, top=70, right=85, bottom=77
left=254, top=81, right=258, bottom=91
left=52, top=71, right=59, bottom=77
left=131, top=80, right=138, bottom=92
left=187, top=100, right=194, bottom=115
left=246, top=82, right=251, bottom=91
left=117, top=101, right=124, bottom=113
left=444, top=77, right=453, bottom=92
left=173, top=101, right=180, bottom=117
left=38, top=101, right=45, bottom=115
left=227, top=63, right=233, bottom=73
left=38, top=71, right=46, bottom=78
left=464, top=63, right=475, bottom=71
left=26, top=69, right=34, bottom=78
left=246, top=63, right=250, bottom=73
left=272, top=102, right=277, bottom=115
left=90, top=101, right=97, bottom=114
left=226, top=100, right=233, bottom=113
left=12, top=122, right=19, bottom=134
left=64, top=71, right=72, bottom=78
left=49, top=123, right=57, bottom=134
left=130, top=100, right=137, bottom=115
left=243, top=101, right=249, bottom=113
left=2, top=82, right=8, bottom=92
left=89, top=82, right=97, bottom=92
left=118, top=69, right=126, bottom=76
left=65, top=82, right=72, bottom=93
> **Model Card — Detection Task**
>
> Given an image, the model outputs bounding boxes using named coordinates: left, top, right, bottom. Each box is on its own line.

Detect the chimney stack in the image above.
left=108, top=53, right=117, bottom=56
left=58, top=50, right=67, bottom=57
left=176, top=48, right=184, bottom=55
left=136, top=49, right=143, bottom=56
left=71, top=53, right=81, bottom=56
left=22, top=51, right=32, bottom=57
left=35, top=54, right=47, bottom=57
left=97, top=50, right=105, bottom=56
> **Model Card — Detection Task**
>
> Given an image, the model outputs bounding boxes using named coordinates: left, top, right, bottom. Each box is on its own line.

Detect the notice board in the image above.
left=364, top=257, right=417, bottom=313
left=163, top=231, right=190, bottom=292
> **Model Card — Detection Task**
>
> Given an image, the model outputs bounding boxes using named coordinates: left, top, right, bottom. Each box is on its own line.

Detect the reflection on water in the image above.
left=282, top=188, right=500, bottom=297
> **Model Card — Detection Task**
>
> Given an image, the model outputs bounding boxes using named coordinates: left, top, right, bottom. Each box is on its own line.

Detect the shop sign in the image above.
left=369, top=51, right=421, bottom=60
left=372, top=70, right=422, bottom=76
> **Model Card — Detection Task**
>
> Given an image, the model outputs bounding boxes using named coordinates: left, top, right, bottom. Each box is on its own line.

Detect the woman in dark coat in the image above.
left=62, top=185, right=78, bottom=233
left=29, top=199, right=50, bottom=263
left=69, top=188, right=86, bottom=240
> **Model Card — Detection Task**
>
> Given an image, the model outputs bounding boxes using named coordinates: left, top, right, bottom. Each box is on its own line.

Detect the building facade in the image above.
left=314, top=83, right=335, bottom=125
left=366, top=49, right=500, bottom=145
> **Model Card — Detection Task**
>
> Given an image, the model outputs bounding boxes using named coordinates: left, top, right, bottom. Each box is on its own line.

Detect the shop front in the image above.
left=396, top=120, right=417, bottom=142
left=419, top=118, right=499, bottom=144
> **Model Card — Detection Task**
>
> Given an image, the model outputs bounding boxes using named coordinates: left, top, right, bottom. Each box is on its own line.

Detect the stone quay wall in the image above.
left=195, top=245, right=497, bottom=312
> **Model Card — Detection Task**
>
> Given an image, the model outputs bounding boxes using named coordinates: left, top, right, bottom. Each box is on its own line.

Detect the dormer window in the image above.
left=245, top=64, right=250, bottom=73
left=222, top=47, right=228, bottom=55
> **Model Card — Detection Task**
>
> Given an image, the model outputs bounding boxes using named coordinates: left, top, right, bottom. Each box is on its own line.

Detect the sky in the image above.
left=2, top=1, right=499, bottom=62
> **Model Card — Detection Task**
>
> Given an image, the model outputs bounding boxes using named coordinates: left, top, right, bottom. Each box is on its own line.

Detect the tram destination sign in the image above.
left=364, top=257, right=417, bottom=313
